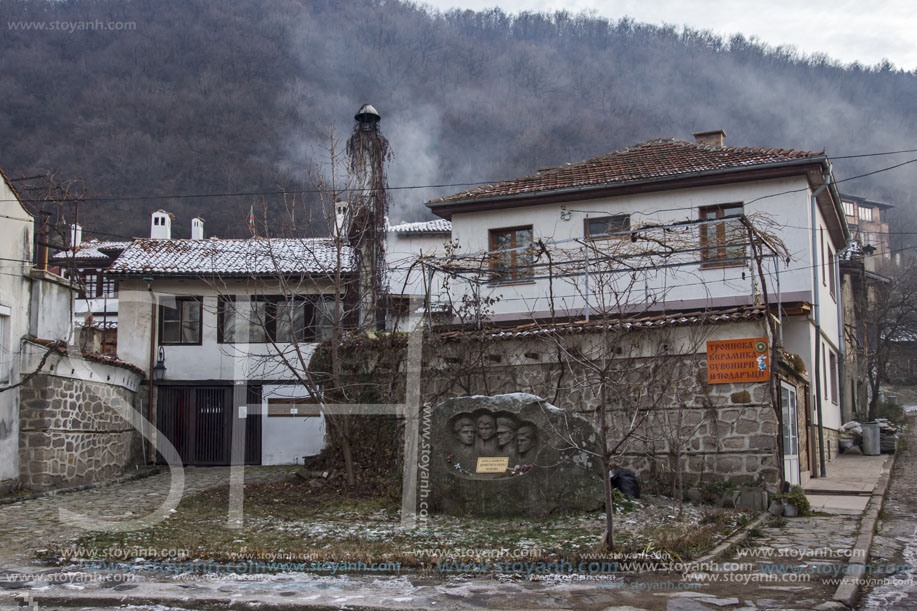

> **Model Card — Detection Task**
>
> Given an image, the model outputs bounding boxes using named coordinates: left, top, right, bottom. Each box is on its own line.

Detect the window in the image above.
left=699, top=204, right=744, bottom=265
left=858, top=206, right=873, bottom=222
left=81, top=270, right=98, bottom=298
left=843, top=201, right=855, bottom=217
left=0, top=313, right=8, bottom=383
left=820, top=228, right=826, bottom=285
left=828, top=247, right=836, bottom=298
left=218, top=296, right=335, bottom=344
left=584, top=214, right=630, bottom=239
left=100, top=275, right=117, bottom=297
left=159, top=297, right=202, bottom=345
left=829, top=351, right=839, bottom=404
left=489, top=226, right=534, bottom=283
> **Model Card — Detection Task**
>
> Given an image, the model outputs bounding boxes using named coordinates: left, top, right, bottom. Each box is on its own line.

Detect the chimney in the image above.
left=191, top=217, right=205, bottom=240
left=334, top=201, right=348, bottom=236
left=150, top=210, right=172, bottom=239
left=70, top=223, right=82, bottom=248
left=693, top=130, right=726, bottom=147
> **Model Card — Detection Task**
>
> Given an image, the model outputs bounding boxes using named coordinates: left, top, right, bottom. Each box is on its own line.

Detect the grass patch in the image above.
left=46, top=476, right=753, bottom=573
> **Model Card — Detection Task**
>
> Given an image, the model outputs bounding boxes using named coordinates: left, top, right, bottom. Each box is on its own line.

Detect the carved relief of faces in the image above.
left=453, top=417, right=476, bottom=446
left=516, top=425, right=537, bottom=455
left=476, top=414, right=496, bottom=441
left=496, top=417, right=518, bottom=448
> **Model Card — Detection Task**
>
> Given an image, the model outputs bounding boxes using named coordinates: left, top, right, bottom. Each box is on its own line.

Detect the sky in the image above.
left=422, top=0, right=917, bottom=70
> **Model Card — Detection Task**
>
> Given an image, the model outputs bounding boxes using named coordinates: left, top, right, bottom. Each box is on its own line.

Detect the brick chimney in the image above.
left=693, top=130, right=726, bottom=147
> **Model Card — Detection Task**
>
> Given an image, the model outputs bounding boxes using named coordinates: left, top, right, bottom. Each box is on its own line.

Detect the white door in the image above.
left=781, top=382, right=800, bottom=485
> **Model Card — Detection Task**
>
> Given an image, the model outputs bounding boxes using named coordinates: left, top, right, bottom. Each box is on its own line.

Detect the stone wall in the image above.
left=422, top=331, right=782, bottom=488
left=18, top=373, right=142, bottom=491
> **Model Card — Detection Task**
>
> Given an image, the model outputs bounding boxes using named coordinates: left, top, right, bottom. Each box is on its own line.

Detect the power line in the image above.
left=1, top=147, right=915, bottom=206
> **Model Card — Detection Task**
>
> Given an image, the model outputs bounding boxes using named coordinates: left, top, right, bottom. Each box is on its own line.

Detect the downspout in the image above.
left=834, top=250, right=847, bottom=423
left=146, top=278, right=156, bottom=464
left=583, top=241, right=590, bottom=321
left=810, top=178, right=829, bottom=477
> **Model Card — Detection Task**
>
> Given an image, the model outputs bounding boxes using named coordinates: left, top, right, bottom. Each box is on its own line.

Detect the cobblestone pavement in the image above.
left=860, top=413, right=917, bottom=610
left=0, top=466, right=295, bottom=569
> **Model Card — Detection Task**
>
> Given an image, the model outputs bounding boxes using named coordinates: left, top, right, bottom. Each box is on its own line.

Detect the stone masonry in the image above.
left=423, top=331, right=782, bottom=488
left=18, top=373, right=141, bottom=491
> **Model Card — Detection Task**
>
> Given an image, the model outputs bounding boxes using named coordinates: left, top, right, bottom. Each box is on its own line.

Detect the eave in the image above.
left=428, top=157, right=828, bottom=219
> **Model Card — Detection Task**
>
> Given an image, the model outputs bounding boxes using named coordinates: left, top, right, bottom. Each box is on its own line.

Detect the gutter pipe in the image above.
left=811, top=177, right=830, bottom=477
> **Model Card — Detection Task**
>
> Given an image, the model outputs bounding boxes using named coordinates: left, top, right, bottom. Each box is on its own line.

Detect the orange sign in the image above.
left=706, top=338, right=770, bottom=384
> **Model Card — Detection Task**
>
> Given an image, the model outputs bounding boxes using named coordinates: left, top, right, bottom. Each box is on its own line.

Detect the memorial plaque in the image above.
left=476, top=456, right=509, bottom=473
left=428, top=393, right=604, bottom=517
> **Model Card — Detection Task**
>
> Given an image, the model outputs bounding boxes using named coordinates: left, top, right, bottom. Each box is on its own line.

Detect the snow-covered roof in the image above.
left=52, top=240, right=132, bottom=261
left=440, top=305, right=766, bottom=341
left=108, top=238, right=355, bottom=277
left=387, top=219, right=452, bottom=234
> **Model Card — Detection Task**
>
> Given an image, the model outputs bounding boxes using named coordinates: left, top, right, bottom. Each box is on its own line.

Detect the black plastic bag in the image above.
left=610, top=468, right=640, bottom=498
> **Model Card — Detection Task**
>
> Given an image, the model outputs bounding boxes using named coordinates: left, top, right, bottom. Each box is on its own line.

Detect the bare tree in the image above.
left=858, top=257, right=917, bottom=418
left=208, top=125, right=398, bottom=487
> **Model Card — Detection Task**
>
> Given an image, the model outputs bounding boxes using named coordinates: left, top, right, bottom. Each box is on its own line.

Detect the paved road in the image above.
left=860, top=414, right=917, bottom=610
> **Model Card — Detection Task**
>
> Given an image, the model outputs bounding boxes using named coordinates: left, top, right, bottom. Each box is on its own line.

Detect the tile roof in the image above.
left=387, top=219, right=452, bottom=234
left=52, top=240, right=132, bottom=261
left=108, top=238, right=354, bottom=276
left=439, top=305, right=766, bottom=341
left=429, top=138, right=824, bottom=204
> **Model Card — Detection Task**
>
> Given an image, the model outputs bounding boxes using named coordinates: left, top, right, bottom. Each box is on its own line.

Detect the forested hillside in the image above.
left=1, top=0, right=915, bottom=241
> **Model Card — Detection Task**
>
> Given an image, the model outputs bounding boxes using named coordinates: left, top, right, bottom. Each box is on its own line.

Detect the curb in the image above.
left=830, top=452, right=897, bottom=608
left=691, top=509, right=773, bottom=566
left=0, top=466, right=162, bottom=507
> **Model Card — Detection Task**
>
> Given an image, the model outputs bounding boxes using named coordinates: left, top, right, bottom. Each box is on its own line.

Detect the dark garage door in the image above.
left=156, top=385, right=261, bottom=466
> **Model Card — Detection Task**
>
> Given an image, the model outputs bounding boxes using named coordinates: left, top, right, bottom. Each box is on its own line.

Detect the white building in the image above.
left=0, top=171, right=34, bottom=490
left=426, top=131, right=849, bottom=483
left=385, top=218, right=451, bottom=331
left=111, top=212, right=354, bottom=466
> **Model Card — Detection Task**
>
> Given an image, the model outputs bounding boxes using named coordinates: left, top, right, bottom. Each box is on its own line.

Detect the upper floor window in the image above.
left=843, top=201, right=855, bottom=217
left=218, top=296, right=335, bottom=344
left=0, top=312, right=9, bottom=384
left=828, top=247, right=836, bottom=298
left=584, top=214, right=630, bottom=239
left=159, top=297, right=202, bottom=345
left=858, top=206, right=873, bottom=222
left=489, top=226, right=534, bottom=283
left=699, top=203, right=744, bottom=266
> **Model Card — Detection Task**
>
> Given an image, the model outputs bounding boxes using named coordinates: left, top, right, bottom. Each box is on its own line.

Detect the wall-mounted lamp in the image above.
left=152, top=346, right=167, bottom=382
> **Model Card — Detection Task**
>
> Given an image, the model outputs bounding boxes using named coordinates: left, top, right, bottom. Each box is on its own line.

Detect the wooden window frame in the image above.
left=218, top=295, right=333, bottom=344
left=699, top=203, right=745, bottom=267
left=489, top=225, right=534, bottom=283
left=584, top=214, right=631, bottom=240
left=158, top=296, right=203, bottom=346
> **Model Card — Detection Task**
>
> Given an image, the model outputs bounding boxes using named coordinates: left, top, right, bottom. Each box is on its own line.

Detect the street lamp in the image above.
left=152, top=346, right=167, bottom=382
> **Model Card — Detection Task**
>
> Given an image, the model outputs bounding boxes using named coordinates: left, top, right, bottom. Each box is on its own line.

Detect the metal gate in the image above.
left=156, top=385, right=261, bottom=466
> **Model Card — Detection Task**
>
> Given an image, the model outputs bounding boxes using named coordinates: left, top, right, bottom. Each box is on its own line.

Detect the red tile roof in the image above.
left=439, top=305, right=766, bottom=341
left=429, top=138, right=824, bottom=205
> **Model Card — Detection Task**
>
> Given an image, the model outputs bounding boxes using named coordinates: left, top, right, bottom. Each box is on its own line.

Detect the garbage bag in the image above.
left=610, top=468, right=641, bottom=498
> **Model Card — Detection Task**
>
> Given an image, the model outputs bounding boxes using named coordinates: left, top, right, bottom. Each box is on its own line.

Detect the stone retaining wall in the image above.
left=423, top=332, right=782, bottom=488
left=18, top=373, right=141, bottom=491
